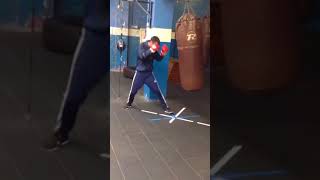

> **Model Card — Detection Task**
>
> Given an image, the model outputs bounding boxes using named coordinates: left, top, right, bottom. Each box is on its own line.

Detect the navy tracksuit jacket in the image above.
left=55, top=0, right=108, bottom=136
left=127, top=41, right=169, bottom=110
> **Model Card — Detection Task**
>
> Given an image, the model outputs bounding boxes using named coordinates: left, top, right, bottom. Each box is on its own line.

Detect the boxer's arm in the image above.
left=154, top=52, right=165, bottom=61
left=154, top=44, right=168, bottom=61
left=138, top=43, right=153, bottom=60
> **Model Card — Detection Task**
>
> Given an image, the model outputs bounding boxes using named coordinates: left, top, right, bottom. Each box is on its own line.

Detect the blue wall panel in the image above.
left=127, top=36, right=140, bottom=67
left=170, top=39, right=179, bottom=58
left=110, top=0, right=129, bottom=28
left=129, top=2, right=148, bottom=28
left=110, top=35, right=140, bottom=70
left=152, top=0, right=176, bottom=29
left=110, top=35, right=128, bottom=70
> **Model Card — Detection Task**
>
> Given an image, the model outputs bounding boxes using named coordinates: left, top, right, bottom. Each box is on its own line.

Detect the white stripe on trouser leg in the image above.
left=152, top=72, right=168, bottom=108
left=54, top=28, right=86, bottom=131
left=127, top=71, right=137, bottom=103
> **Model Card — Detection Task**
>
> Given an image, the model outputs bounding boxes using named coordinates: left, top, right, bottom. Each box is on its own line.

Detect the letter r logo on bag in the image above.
left=186, top=31, right=197, bottom=41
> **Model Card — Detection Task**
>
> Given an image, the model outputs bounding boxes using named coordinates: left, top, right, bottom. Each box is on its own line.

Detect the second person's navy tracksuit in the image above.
left=127, top=41, right=169, bottom=110
left=54, top=0, right=108, bottom=136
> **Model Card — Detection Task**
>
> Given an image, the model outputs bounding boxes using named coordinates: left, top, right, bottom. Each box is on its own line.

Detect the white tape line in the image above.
left=176, top=117, right=194, bottom=123
left=197, top=122, right=210, bottom=127
left=158, top=113, right=174, bottom=118
left=141, top=109, right=158, bottom=115
left=140, top=108, right=194, bottom=124
left=211, top=145, right=242, bottom=176
left=176, top=107, right=186, bottom=117
left=169, top=117, right=176, bottom=124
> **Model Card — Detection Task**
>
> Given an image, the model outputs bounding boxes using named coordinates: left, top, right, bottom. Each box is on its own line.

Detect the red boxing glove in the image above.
left=160, top=44, right=169, bottom=56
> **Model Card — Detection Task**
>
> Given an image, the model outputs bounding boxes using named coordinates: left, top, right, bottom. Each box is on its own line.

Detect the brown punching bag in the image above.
left=220, top=0, right=300, bottom=92
left=202, top=15, right=210, bottom=66
left=176, top=5, right=204, bottom=91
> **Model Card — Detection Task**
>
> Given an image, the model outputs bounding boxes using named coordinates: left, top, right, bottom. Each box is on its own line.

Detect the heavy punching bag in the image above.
left=220, top=0, right=300, bottom=92
left=202, top=15, right=210, bottom=66
left=176, top=4, right=204, bottom=91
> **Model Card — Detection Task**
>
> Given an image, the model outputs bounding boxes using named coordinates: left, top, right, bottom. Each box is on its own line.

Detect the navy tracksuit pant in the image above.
left=127, top=71, right=168, bottom=110
left=55, top=28, right=108, bottom=136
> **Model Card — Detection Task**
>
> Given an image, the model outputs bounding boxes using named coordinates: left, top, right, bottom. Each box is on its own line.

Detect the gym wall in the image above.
left=110, top=0, right=129, bottom=70
left=110, top=0, right=210, bottom=70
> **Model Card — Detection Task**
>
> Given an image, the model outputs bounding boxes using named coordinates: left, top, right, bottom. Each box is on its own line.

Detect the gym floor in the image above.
left=110, top=70, right=210, bottom=180
left=0, top=31, right=108, bottom=180
left=213, top=63, right=320, bottom=179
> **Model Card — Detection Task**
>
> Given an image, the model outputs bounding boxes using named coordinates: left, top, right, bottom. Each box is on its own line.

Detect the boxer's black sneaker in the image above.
left=42, top=131, right=69, bottom=151
left=164, top=108, right=174, bottom=115
left=124, top=103, right=132, bottom=109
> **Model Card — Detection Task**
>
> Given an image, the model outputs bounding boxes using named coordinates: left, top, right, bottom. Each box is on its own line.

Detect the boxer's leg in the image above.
left=55, top=29, right=108, bottom=136
left=126, top=71, right=147, bottom=107
left=144, top=72, right=172, bottom=113
left=44, top=28, right=108, bottom=150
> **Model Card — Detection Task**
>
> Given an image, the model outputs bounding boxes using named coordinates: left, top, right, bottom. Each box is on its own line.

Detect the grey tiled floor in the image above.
left=110, top=71, right=210, bottom=180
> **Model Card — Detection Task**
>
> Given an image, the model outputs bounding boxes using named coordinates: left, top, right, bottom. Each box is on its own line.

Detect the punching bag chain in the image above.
left=182, top=0, right=195, bottom=16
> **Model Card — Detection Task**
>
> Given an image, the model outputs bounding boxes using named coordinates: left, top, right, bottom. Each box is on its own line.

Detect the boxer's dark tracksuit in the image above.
left=54, top=0, right=108, bottom=136
left=127, top=41, right=169, bottom=110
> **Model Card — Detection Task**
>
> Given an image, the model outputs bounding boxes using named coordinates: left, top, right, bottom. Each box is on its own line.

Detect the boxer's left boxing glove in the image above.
left=160, top=44, right=169, bottom=56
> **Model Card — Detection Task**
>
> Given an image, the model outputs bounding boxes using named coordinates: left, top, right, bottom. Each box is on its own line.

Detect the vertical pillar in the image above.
left=144, top=0, right=175, bottom=101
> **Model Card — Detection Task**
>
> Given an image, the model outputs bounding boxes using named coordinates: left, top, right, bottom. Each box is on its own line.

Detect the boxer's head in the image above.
left=148, top=36, right=160, bottom=47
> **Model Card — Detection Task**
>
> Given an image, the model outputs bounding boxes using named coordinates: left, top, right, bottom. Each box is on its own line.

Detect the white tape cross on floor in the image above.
left=140, top=107, right=210, bottom=127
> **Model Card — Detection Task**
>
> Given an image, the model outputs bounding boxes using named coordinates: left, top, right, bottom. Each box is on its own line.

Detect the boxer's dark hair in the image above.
left=150, top=36, right=160, bottom=44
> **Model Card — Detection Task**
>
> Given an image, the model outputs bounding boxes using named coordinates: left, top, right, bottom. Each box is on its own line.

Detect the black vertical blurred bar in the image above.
left=26, top=0, right=35, bottom=120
